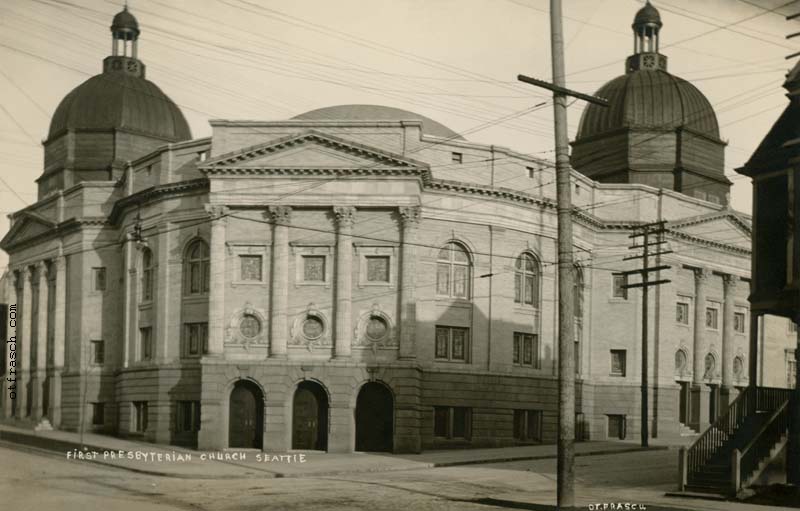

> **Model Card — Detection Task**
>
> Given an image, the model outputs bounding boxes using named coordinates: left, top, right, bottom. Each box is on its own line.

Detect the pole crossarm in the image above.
left=619, top=265, right=671, bottom=275
left=517, top=74, right=610, bottom=106
left=621, top=279, right=672, bottom=289
left=623, top=250, right=673, bottom=260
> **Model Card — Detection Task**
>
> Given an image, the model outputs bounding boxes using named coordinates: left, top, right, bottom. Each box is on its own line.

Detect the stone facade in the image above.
left=1, top=6, right=797, bottom=454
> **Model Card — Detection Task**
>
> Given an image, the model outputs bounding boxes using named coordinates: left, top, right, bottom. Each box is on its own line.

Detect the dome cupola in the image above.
left=40, top=7, right=191, bottom=198
left=570, top=2, right=730, bottom=205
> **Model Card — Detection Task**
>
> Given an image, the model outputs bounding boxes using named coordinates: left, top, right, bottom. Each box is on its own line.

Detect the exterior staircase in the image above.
left=679, top=423, right=697, bottom=437
left=678, top=386, right=792, bottom=496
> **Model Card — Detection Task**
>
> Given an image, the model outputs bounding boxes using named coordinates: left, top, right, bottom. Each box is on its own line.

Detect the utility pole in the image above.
left=621, top=220, right=672, bottom=448
left=517, top=1, right=607, bottom=507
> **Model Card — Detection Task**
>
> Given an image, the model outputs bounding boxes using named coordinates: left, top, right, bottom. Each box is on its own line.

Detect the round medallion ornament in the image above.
left=366, top=316, right=388, bottom=341
left=240, top=314, right=261, bottom=338
left=302, top=316, right=324, bottom=340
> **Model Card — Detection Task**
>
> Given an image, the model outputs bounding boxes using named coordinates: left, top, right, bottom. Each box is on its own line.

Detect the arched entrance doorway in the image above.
left=355, top=382, right=394, bottom=452
left=228, top=380, right=264, bottom=449
left=292, top=381, right=328, bottom=450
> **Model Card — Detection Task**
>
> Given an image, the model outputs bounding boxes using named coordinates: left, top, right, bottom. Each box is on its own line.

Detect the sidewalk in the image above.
left=0, top=422, right=668, bottom=479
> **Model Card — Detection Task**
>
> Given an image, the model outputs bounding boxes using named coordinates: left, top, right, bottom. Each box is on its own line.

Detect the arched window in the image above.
left=141, top=248, right=154, bottom=302
left=184, top=239, right=210, bottom=296
left=436, top=242, right=471, bottom=299
left=514, top=253, right=540, bottom=307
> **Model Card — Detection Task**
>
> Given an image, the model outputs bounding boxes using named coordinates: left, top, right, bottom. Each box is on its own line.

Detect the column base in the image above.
left=269, top=353, right=288, bottom=359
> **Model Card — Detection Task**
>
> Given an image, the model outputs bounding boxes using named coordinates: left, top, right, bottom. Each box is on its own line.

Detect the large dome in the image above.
left=48, top=71, right=191, bottom=142
left=294, top=104, right=464, bottom=140
left=576, top=70, right=720, bottom=141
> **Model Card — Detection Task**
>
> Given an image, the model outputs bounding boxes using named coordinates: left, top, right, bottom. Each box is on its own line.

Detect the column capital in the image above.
left=722, top=273, right=739, bottom=291
left=398, top=206, right=422, bottom=227
left=267, top=205, right=292, bottom=225
left=23, top=265, right=34, bottom=281
left=693, top=267, right=711, bottom=284
left=36, top=260, right=49, bottom=279
left=333, top=206, right=356, bottom=228
left=205, top=204, right=230, bottom=222
left=54, top=254, right=66, bottom=271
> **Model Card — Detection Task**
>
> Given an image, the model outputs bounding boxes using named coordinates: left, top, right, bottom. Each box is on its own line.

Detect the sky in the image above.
left=1, top=0, right=799, bottom=271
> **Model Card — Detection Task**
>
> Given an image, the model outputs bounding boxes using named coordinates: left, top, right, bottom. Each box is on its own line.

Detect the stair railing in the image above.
left=685, top=385, right=753, bottom=481
left=731, top=397, right=791, bottom=493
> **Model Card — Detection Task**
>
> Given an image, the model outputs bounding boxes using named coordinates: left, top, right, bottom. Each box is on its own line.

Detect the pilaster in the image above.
left=691, top=267, right=710, bottom=431
left=269, top=206, right=291, bottom=358
left=206, top=205, right=229, bottom=356
left=19, top=266, right=33, bottom=418
left=3, top=274, right=19, bottom=418
left=398, top=206, right=421, bottom=359
left=333, top=206, right=355, bottom=359
left=49, top=253, right=66, bottom=427
left=32, top=261, right=49, bottom=421
left=721, top=274, right=738, bottom=407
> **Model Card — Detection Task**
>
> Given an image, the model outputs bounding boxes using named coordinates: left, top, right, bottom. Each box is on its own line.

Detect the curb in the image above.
left=429, top=445, right=670, bottom=468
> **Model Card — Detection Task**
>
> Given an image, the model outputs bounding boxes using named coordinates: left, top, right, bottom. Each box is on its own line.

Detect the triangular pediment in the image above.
left=200, top=130, right=430, bottom=179
left=0, top=212, right=57, bottom=250
left=669, top=211, right=752, bottom=249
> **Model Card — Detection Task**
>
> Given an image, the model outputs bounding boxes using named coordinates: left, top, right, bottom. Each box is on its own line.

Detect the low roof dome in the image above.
left=575, top=70, right=720, bottom=141
left=111, top=6, right=139, bottom=36
left=293, top=104, right=464, bottom=140
left=634, top=1, right=662, bottom=28
left=48, top=72, right=192, bottom=141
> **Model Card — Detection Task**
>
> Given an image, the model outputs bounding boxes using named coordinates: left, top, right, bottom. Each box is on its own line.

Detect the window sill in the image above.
left=434, top=358, right=470, bottom=364
left=608, top=297, right=629, bottom=303
left=182, top=295, right=208, bottom=304
left=231, top=281, right=267, bottom=287
left=609, top=373, right=626, bottom=378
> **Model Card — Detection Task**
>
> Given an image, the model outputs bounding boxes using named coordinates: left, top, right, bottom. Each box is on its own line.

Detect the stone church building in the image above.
left=1, top=4, right=796, bottom=453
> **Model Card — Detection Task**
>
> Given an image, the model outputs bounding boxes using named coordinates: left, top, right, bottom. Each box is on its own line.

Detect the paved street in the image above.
left=0, top=444, right=784, bottom=511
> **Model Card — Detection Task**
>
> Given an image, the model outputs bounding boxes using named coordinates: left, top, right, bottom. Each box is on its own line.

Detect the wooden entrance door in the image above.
left=355, top=382, right=394, bottom=452
left=229, top=382, right=263, bottom=449
left=292, top=382, right=328, bottom=450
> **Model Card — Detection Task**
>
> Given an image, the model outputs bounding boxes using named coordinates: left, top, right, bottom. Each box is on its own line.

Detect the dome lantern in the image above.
left=111, top=5, right=140, bottom=59
left=626, top=1, right=668, bottom=73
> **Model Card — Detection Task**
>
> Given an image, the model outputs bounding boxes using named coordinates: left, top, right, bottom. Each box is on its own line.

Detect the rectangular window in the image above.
left=365, top=256, right=390, bottom=282
left=451, top=152, right=463, bottom=164
left=513, top=409, right=543, bottom=442
left=183, top=322, right=208, bottom=357
left=91, top=402, right=104, bottom=425
left=513, top=332, right=539, bottom=368
left=132, top=401, right=148, bottom=433
left=434, top=326, right=469, bottom=362
left=302, top=255, right=326, bottom=282
left=789, top=320, right=798, bottom=333
left=93, top=267, right=106, bottom=291
left=734, top=312, right=746, bottom=333
left=433, top=406, right=471, bottom=440
left=788, top=351, right=797, bottom=389
left=610, top=349, right=626, bottom=376
left=239, top=255, right=263, bottom=281
left=706, top=307, right=719, bottom=329
left=526, top=166, right=536, bottom=179
left=612, top=274, right=628, bottom=299
left=608, top=414, right=626, bottom=440
left=176, top=401, right=201, bottom=433
left=91, top=340, right=104, bottom=365
left=676, top=302, right=689, bottom=324
left=140, top=327, right=153, bottom=361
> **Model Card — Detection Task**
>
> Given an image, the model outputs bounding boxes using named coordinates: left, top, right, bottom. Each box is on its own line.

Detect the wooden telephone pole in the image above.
left=517, top=1, right=607, bottom=507
left=621, top=220, right=671, bottom=447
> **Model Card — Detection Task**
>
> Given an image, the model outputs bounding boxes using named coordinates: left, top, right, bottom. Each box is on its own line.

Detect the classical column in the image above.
left=269, top=206, right=291, bottom=358
left=398, top=206, right=421, bottom=359
left=205, top=205, right=229, bottom=356
left=3, top=274, right=19, bottom=418
left=19, top=266, right=33, bottom=418
left=32, top=261, right=49, bottom=420
left=691, top=268, right=710, bottom=431
left=49, top=253, right=66, bottom=427
left=721, top=274, right=738, bottom=407
left=333, top=206, right=356, bottom=359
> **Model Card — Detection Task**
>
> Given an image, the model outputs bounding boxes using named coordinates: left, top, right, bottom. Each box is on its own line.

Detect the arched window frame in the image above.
left=514, top=252, right=541, bottom=308
left=435, top=242, right=471, bottom=300
left=141, top=247, right=154, bottom=303
left=184, top=239, right=210, bottom=297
